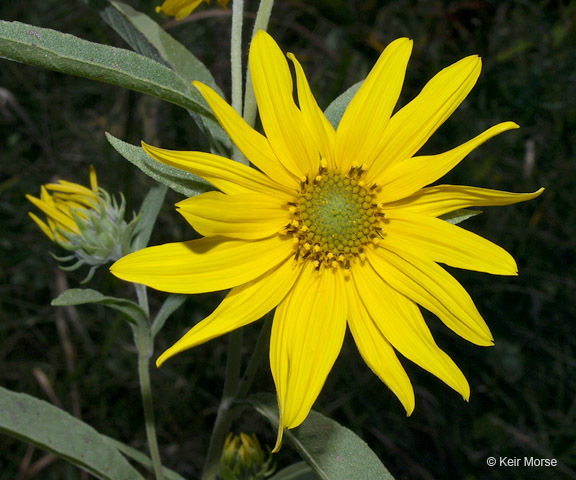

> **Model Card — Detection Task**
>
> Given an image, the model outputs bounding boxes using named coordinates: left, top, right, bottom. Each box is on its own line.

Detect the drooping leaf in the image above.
left=97, top=1, right=231, bottom=151
left=439, top=208, right=482, bottom=225
left=52, top=288, right=147, bottom=326
left=0, top=20, right=213, bottom=118
left=324, top=81, right=362, bottom=129
left=0, top=387, right=145, bottom=480
left=247, top=394, right=395, bottom=480
left=101, top=1, right=220, bottom=92
left=106, top=132, right=212, bottom=197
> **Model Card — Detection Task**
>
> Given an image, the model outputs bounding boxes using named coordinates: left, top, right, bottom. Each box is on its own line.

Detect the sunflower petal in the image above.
left=376, top=122, right=519, bottom=203
left=250, top=31, right=318, bottom=176
left=368, top=55, right=481, bottom=181
left=287, top=53, right=336, bottom=167
left=347, top=284, right=415, bottom=414
left=177, top=191, right=290, bottom=240
left=370, top=246, right=493, bottom=345
left=336, top=38, right=413, bottom=172
left=384, top=210, right=518, bottom=275
left=156, top=258, right=300, bottom=366
left=193, top=81, right=297, bottom=188
left=26, top=192, right=78, bottom=233
left=270, top=263, right=347, bottom=451
left=353, top=261, right=470, bottom=399
left=141, top=142, right=293, bottom=197
left=385, top=184, right=545, bottom=217
left=28, top=212, right=55, bottom=241
left=110, top=236, right=292, bottom=294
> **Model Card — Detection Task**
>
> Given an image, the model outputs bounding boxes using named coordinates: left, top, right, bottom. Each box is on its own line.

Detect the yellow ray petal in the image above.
left=270, top=263, right=348, bottom=451
left=141, top=142, right=293, bottom=197
left=28, top=212, right=55, bottom=241
left=367, top=55, right=481, bottom=181
left=383, top=210, right=518, bottom=275
left=335, top=38, right=413, bottom=172
left=250, top=31, right=318, bottom=176
left=347, top=284, right=415, bottom=414
left=25, top=193, right=78, bottom=233
left=376, top=121, right=519, bottom=203
left=352, top=261, right=470, bottom=400
left=110, top=235, right=292, bottom=294
left=193, top=81, right=297, bottom=188
left=46, top=182, right=97, bottom=198
left=369, top=246, right=493, bottom=346
left=287, top=53, right=336, bottom=167
left=157, top=258, right=301, bottom=366
left=384, top=184, right=545, bottom=217
left=176, top=191, right=290, bottom=240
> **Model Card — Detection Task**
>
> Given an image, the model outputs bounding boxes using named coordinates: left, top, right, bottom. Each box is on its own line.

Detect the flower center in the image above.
left=284, top=163, right=385, bottom=274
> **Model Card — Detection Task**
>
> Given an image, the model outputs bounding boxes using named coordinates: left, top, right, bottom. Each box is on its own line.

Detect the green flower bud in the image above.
left=26, top=166, right=140, bottom=282
left=219, top=433, right=276, bottom=480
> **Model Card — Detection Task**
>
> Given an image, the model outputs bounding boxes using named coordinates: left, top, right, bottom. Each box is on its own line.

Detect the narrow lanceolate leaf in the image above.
left=97, top=1, right=231, bottom=150
left=247, top=394, right=395, bottom=480
left=0, top=20, right=212, bottom=118
left=324, top=81, right=362, bottom=129
left=439, top=208, right=482, bottom=225
left=132, top=183, right=168, bottom=252
left=106, top=133, right=212, bottom=197
left=100, top=1, right=221, bottom=92
left=0, top=387, right=145, bottom=480
left=52, top=288, right=147, bottom=326
left=102, top=435, right=187, bottom=480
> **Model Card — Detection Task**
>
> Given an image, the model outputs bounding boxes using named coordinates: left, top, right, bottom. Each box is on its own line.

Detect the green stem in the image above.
left=243, top=0, right=275, bottom=129
left=137, top=334, right=165, bottom=480
left=201, top=329, right=243, bottom=480
left=133, top=283, right=164, bottom=480
left=230, top=0, right=247, bottom=165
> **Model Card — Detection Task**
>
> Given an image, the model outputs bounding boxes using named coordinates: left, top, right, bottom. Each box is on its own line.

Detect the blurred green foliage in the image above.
left=1, top=0, right=574, bottom=479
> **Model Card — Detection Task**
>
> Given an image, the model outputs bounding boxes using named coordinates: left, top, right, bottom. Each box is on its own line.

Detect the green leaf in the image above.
left=0, top=20, right=213, bottom=118
left=151, top=294, right=187, bottom=338
left=132, top=183, right=167, bottom=252
left=102, top=1, right=221, bottom=92
left=0, top=386, right=145, bottom=480
left=247, top=394, right=395, bottom=480
left=324, top=81, right=362, bottom=129
left=52, top=288, right=147, bottom=326
left=106, top=132, right=212, bottom=197
left=439, top=209, right=482, bottom=225
left=102, top=435, right=187, bottom=480
left=97, top=1, right=231, bottom=151
left=269, top=462, right=318, bottom=480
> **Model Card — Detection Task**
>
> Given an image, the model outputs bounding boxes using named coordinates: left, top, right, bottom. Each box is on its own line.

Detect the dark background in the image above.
left=1, top=0, right=574, bottom=479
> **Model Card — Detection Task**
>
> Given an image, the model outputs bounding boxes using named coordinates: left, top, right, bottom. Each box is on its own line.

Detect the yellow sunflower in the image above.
left=111, top=31, right=543, bottom=450
left=156, top=0, right=230, bottom=20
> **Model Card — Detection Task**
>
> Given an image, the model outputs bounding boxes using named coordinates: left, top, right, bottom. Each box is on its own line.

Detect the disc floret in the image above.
left=284, top=162, right=385, bottom=274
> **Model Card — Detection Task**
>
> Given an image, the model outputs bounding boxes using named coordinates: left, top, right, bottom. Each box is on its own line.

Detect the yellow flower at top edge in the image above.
left=110, top=31, right=544, bottom=450
left=156, top=0, right=230, bottom=20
